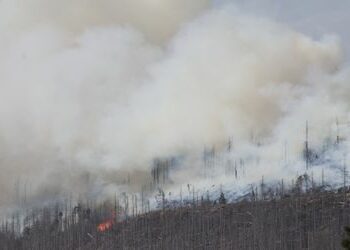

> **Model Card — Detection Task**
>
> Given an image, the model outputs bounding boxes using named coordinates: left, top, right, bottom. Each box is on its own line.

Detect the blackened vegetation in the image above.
left=151, top=158, right=172, bottom=187
left=2, top=189, right=350, bottom=249
left=343, top=226, right=350, bottom=250
left=1, top=126, right=349, bottom=249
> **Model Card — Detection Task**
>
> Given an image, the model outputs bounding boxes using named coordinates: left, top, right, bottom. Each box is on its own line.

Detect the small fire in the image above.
left=97, top=211, right=116, bottom=232
left=97, top=220, right=113, bottom=232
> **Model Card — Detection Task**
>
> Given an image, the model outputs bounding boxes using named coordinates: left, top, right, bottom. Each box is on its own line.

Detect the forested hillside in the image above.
left=1, top=189, right=350, bottom=249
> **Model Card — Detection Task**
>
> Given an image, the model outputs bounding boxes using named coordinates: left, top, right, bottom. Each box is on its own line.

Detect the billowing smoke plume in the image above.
left=0, top=1, right=349, bottom=211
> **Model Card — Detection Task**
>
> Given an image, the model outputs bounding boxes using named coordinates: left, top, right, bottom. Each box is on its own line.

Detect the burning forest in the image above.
left=1, top=0, right=350, bottom=249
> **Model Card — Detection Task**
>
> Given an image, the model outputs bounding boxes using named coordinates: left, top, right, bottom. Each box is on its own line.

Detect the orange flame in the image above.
left=97, top=211, right=116, bottom=232
left=97, top=219, right=113, bottom=232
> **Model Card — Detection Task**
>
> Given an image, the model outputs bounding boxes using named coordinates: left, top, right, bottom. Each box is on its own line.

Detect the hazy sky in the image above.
left=219, top=0, right=350, bottom=57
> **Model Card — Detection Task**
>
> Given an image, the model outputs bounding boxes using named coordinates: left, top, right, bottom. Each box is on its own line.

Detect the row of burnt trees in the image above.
left=1, top=122, right=348, bottom=249
left=1, top=187, right=350, bottom=249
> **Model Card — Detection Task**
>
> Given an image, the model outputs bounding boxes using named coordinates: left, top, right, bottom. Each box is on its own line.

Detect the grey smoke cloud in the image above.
left=0, top=0, right=349, bottom=211
left=0, top=0, right=211, bottom=44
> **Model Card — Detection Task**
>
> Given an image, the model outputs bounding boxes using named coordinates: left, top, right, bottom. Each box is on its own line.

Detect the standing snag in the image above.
left=219, top=192, right=227, bottom=205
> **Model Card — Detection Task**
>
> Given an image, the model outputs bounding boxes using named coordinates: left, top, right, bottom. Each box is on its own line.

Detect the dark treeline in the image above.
left=1, top=186, right=350, bottom=250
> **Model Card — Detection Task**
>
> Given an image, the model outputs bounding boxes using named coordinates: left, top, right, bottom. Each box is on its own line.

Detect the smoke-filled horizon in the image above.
left=0, top=0, right=350, bottom=211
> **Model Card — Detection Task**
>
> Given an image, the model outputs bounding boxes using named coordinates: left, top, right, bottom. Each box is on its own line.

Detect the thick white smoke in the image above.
left=0, top=1, right=348, bottom=210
